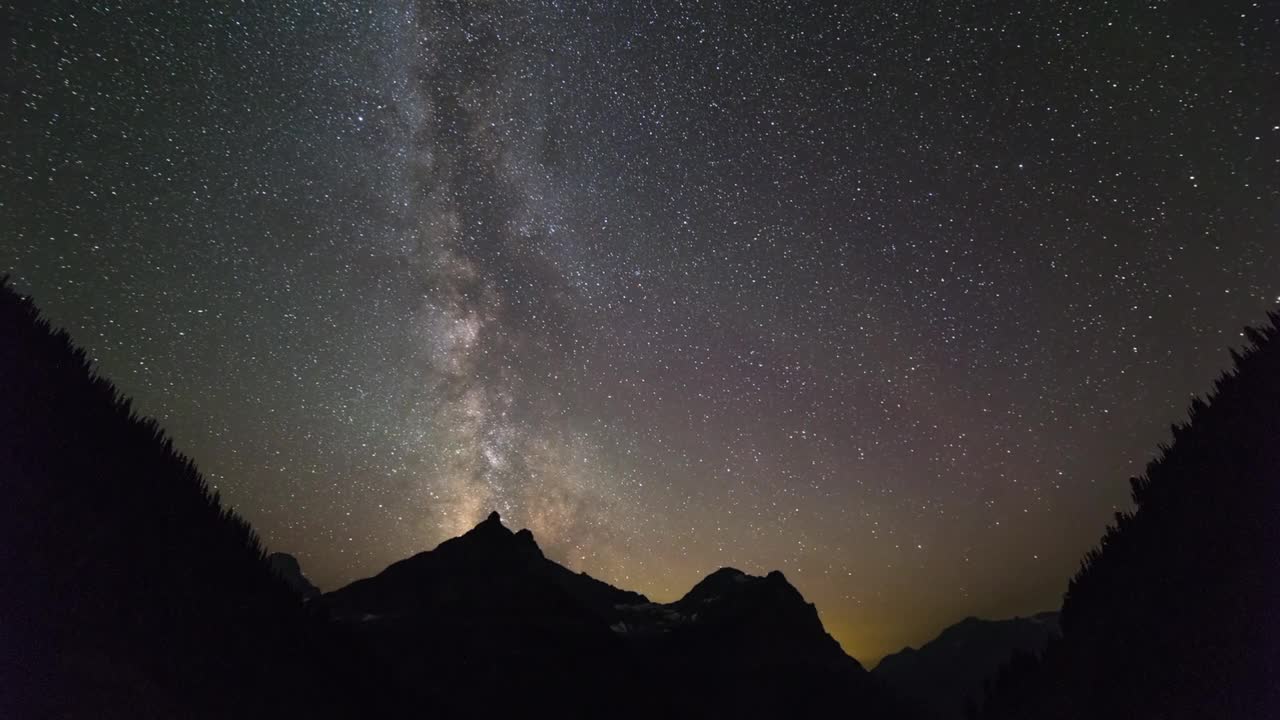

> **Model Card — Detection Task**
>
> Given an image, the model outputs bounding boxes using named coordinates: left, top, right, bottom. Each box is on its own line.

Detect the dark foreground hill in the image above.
left=0, top=278, right=908, bottom=719
left=979, top=311, right=1280, bottom=719
left=0, top=280, right=383, bottom=719
left=873, top=612, right=1058, bottom=719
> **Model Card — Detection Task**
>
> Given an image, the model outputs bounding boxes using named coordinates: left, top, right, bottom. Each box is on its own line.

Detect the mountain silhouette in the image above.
left=266, top=552, right=322, bottom=601
left=979, top=311, right=1280, bottom=719
left=321, top=511, right=907, bottom=718
left=663, top=566, right=861, bottom=672
left=873, top=612, right=1059, bottom=719
left=326, top=509, right=646, bottom=623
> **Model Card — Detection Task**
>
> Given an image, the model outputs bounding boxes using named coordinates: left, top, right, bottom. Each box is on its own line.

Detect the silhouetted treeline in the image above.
left=978, top=311, right=1280, bottom=719
left=0, top=279, right=381, bottom=718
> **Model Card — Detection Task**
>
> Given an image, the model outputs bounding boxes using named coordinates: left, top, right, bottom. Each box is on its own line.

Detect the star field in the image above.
left=3, top=0, right=1278, bottom=663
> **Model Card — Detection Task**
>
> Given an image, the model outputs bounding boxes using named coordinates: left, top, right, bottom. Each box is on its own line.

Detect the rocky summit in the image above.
left=317, top=512, right=906, bottom=719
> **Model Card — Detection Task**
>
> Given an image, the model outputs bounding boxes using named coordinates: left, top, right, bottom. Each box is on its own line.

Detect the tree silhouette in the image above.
left=0, top=278, right=378, bottom=718
left=980, top=310, right=1280, bottom=719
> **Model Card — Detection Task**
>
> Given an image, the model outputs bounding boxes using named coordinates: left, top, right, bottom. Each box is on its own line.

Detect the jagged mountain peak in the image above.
left=266, top=551, right=321, bottom=601
left=677, top=566, right=804, bottom=609
left=425, top=510, right=546, bottom=564
left=315, top=518, right=889, bottom=717
left=679, top=566, right=750, bottom=600
left=458, top=509, right=513, bottom=540
left=323, top=511, right=642, bottom=621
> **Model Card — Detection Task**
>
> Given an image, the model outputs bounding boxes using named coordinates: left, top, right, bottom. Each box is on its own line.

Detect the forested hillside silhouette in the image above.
left=978, top=311, right=1280, bottom=719
left=0, top=278, right=379, bottom=718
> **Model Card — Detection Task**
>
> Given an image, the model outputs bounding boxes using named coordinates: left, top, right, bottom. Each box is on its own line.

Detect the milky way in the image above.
left=4, top=0, right=1278, bottom=662
left=389, top=2, right=640, bottom=553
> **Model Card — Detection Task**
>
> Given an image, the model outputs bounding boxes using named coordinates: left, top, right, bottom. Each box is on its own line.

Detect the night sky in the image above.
left=4, top=0, right=1277, bottom=663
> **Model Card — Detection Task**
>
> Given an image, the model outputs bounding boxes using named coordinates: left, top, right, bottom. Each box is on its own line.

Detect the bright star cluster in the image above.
left=3, top=0, right=1277, bottom=663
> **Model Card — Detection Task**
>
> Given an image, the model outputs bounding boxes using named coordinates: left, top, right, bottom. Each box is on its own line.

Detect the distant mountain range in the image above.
left=873, top=612, right=1059, bottom=719
left=318, top=509, right=905, bottom=718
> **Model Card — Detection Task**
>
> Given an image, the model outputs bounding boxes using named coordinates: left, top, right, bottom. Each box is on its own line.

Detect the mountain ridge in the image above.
left=873, top=611, right=1060, bottom=719
left=266, top=552, right=321, bottom=601
left=316, top=510, right=902, bottom=718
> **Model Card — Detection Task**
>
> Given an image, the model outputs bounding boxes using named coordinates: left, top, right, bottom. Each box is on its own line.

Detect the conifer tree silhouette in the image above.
left=980, top=310, right=1280, bottom=719
left=0, top=278, right=379, bottom=719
